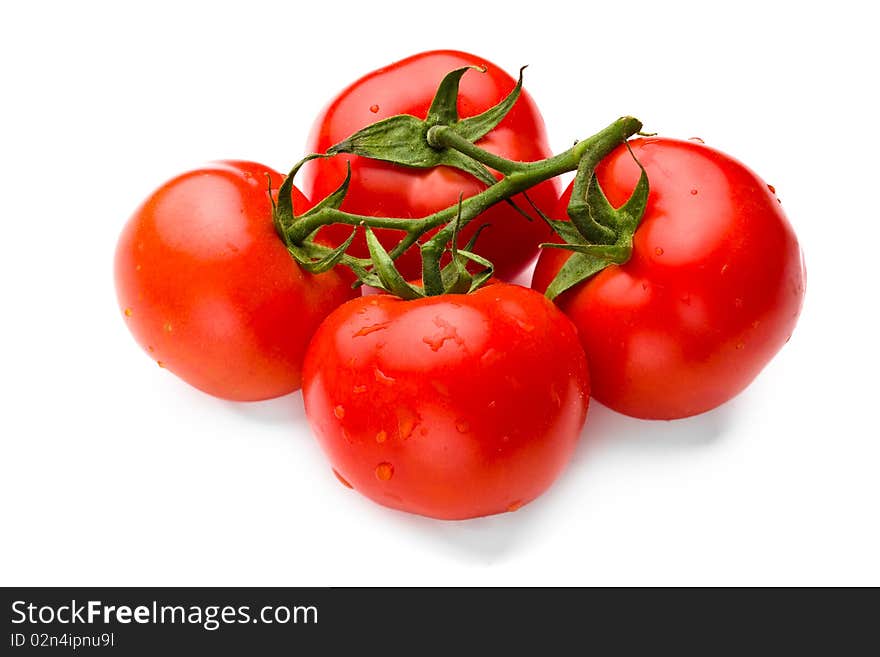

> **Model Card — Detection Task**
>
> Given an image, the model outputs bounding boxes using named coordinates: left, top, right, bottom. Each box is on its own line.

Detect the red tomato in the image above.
left=302, top=284, right=589, bottom=520
left=303, top=50, right=559, bottom=281
left=115, top=160, right=355, bottom=401
left=533, top=138, right=805, bottom=419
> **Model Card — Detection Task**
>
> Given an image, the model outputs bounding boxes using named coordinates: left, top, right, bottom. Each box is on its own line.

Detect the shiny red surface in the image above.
left=302, top=284, right=589, bottom=519
left=303, top=50, right=559, bottom=281
left=533, top=139, right=805, bottom=419
left=115, top=161, right=355, bottom=400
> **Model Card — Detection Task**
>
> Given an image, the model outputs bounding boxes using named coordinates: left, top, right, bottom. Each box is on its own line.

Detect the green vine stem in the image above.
left=272, top=63, right=647, bottom=298
left=281, top=116, right=642, bottom=291
left=287, top=116, right=640, bottom=245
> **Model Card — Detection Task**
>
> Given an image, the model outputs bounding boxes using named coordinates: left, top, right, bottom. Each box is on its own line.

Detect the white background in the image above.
left=2, top=1, right=877, bottom=586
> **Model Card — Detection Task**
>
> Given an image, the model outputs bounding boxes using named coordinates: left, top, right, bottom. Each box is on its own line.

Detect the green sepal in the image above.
left=583, top=168, right=648, bottom=235
left=364, top=227, right=424, bottom=300
left=464, top=223, right=491, bottom=252
left=438, top=196, right=471, bottom=294
left=441, top=259, right=473, bottom=295
left=544, top=146, right=650, bottom=300
left=525, top=189, right=590, bottom=246
left=566, top=199, right=616, bottom=243
left=454, top=66, right=525, bottom=142
left=300, top=162, right=351, bottom=216
left=522, top=191, right=549, bottom=223
left=458, top=249, right=494, bottom=292
left=543, top=219, right=590, bottom=246
left=437, top=209, right=494, bottom=295
left=544, top=251, right=611, bottom=300
left=327, top=115, right=432, bottom=166
left=460, top=224, right=494, bottom=291
left=327, top=114, right=498, bottom=186
left=324, top=64, right=525, bottom=189
left=443, top=149, right=498, bottom=187
left=344, top=259, right=384, bottom=290
left=287, top=229, right=358, bottom=274
left=504, top=196, right=538, bottom=223
left=274, top=153, right=325, bottom=242
left=437, top=246, right=494, bottom=295
left=539, top=242, right=631, bottom=264
left=426, top=65, right=485, bottom=126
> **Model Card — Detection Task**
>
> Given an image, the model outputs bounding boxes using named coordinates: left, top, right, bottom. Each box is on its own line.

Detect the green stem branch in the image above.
left=284, top=115, right=643, bottom=289
left=426, top=125, right=529, bottom=175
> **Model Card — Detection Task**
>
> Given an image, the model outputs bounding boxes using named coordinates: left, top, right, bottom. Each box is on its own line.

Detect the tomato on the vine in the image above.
left=302, top=283, right=589, bottom=520
left=303, top=50, right=559, bottom=281
left=532, top=138, right=805, bottom=420
left=115, top=160, right=355, bottom=401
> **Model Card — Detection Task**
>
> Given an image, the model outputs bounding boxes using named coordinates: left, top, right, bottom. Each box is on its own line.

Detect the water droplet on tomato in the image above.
left=734, top=298, right=744, bottom=309
left=163, top=322, right=173, bottom=333
left=515, top=318, right=535, bottom=333
left=481, top=348, right=502, bottom=366
left=752, top=320, right=761, bottom=329
left=736, top=342, right=745, bottom=350
left=374, top=367, right=395, bottom=384
left=369, top=104, right=379, bottom=113
left=455, top=419, right=470, bottom=433
left=375, top=462, right=394, bottom=481
left=397, top=407, right=418, bottom=439
left=423, top=316, right=463, bottom=351
left=334, top=405, right=346, bottom=420
left=507, top=500, right=524, bottom=512
left=375, top=430, right=387, bottom=444
left=353, top=385, right=367, bottom=394
left=654, top=247, right=664, bottom=256
left=333, top=469, right=353, bottom=489
left=354, top=322, right=389, bottom=337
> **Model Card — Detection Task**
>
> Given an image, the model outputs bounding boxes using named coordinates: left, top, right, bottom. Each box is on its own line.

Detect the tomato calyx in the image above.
left=326, top=65, right=525, bottom=188
left=539, top=144, right=650, bottom=299
left=273, top=152, right=495, bottom=297
left=271, top=64, right=645, bottom=300
left=365, top=197, right=495, bottom=299
left=327, top=64, right=537, bottom=228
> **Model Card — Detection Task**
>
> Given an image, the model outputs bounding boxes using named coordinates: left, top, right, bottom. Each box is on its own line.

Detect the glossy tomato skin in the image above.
left=115, top=160, right=356, bottom=401
left=304, top=50, right=559, bottom=281
left=533, top=138, right=805, bottom=420
left=302, top=284, right=589, bottom=520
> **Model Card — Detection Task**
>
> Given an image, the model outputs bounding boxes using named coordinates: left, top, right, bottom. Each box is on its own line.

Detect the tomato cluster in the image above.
left=115, top=50, right=804, bottom=520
